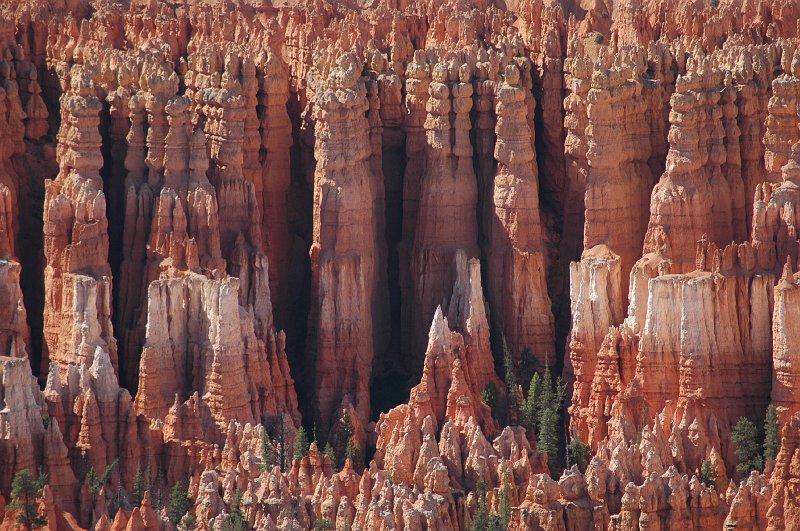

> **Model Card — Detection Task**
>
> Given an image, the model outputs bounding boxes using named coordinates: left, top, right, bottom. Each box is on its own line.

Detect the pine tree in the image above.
left=132, top=467, right=146, bottom=508
left=152, top=465, right=166, bottom=510
left=260, top=430, right=275, bottom=472
left=276, top=414, right=288, bottom=472
left=699, top=458, right=716, bottom=487
left=294, top=426, right=310, bottom=460
left=481, top=382, right=500, bottom=420
left=532, top=358, right=565, bottom=471
left=518, top=347, right=537, bottom=388
left=322, top=443, right=336, bottom=470
left=732, top=417, right=763, bottom=476
left=497, top=486, right=511, bottom=529
left=345, top=439, right=363, bottom=471
left=108, top=486, right=127, bottom=520
left=8, top=469, right=48, bottom=530
left=502, top=336, right=517, bottom=394
left=538, top=363, right=554, bottom=423
left=183, top=513, right=198, bottom=530
left=764, top=405, right=780, bottom=462
left=168, top=481, right=191, bottom=526
left=522, top=372, right=541, bottom=433
left=567, top=437, right=592, bottom=473
left=87, top=460, right=118, bottom=505
left=222, top=490, right=248, bottom=531
left=537, top=407, right=559, bottom=458
left=470, top=480, right=489, bottom=531
left=502, top=337, right=521, bottom=423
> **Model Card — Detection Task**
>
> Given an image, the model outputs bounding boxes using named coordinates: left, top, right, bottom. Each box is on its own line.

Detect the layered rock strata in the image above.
left=42, top=67, right=117, bottom=377
left=307, top=52, right=378, bottom=431
left=487, top=62, right=555, bottom=368
left=3, top=1, right=800, bottom=530
left=409, top=59, right=480, bottom=371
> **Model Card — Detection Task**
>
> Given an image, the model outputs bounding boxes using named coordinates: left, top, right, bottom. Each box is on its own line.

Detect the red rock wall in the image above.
left=2, top=1, right=800, bottom=530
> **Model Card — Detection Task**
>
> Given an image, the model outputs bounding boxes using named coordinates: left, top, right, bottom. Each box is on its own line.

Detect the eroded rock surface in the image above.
left=2, top=1, right=800, bottom=530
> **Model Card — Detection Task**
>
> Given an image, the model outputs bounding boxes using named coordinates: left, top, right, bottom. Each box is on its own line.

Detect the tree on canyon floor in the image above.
left=764, top=404, right=780, bottom=462
left=481, top=381, right=502, bottom=421
left=497, top=485, right=511, bottom=529
left=699, top=458, right=716, bottom=487
left=503, top=339, right=520, bottom=417
left=86, top=459, right=118, bottom=505
left=222, top=489, right=248, bottom=531
left=730, top=405, right=781, bottom=479
left=322, top=442, right=336, bottom=467
left=469, top=480, right=508, bottom=531
left=332, top=409, right=363, bottom=471
left=517, top=359, right=566, bottom=474
left=732, top=416, right=763, bottom=476
left=7, top=469, right=48, bottom=530
left=294, top=426, right=310, bottom=460
left=567, top=437, right=592, bottom=473
left=496, top=338, right=572, bottom=474
left=167, top=480, right=191, bottom=526
left=132, top=466, right=147, bottom=508
left=261, top=415, right=289, bottom=472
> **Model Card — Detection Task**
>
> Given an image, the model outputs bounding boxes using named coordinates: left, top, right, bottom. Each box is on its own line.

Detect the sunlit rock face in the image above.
left=1, top=0, right=800, bottom=529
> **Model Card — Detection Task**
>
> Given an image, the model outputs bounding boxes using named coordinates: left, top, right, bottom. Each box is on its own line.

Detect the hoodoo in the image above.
left=2, top=0, right=800, bottom=529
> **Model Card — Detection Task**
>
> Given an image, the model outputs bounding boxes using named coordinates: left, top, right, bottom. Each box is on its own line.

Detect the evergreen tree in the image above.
left=260, top=430, right=275, bottom=472
left=497, top=486, right=511, bottom=529
left=502, top=337, right=517, bottom=394
left=132, top=466, right=146, bottom=508
left=518, top=347, right=537, bottom=389
left=699, top=458, right=716, bottom=487
left=276, top=415, right=288, bottom=472
left=294, top=426, right=310, bottom=460
left=481, top=382, right=500, bottom=420
left=517, top=357, right=567, bottom=476
left=222, top=490, right=248, bottom=531
left=567, top=438, right=592, bottom=473
left=152, top=465, right=166, bottom=510
left=538, top=363, right=555, bottom=423
left=503, top=337, right=521, bottom=422
left=470, top=480, right=489, bottom=531
left=183, top=513, right=198, bottom=530
left=146, top=457, right=154, bottom=494
left=8, top=469, right=48, bottom=530
left=87, top=459, right=118, bottom=505
left=522, top=372, right=541, bottom=433
left=764, top=404, right=780, bottom=462
left=537, top=407, right=559, bottom=458
left=732, top=417, right=763, bottom=476
left=334, top=409, right=363, bottom=470
left=345, top=439, right=363, bottom=471
left=322, top=443, right=336, bottom=470
left=108, top=486, right=127, bottom=521
left=168, top=481, right=191, bottom=526
left=87, top=467, right=98, bottom=495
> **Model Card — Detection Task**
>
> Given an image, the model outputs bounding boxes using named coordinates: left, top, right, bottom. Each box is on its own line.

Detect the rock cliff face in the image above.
left=42, top=67, right=117, bottom=377
left=4, top=0, right=800, bottom=530
left=408, top=57, right=481, bottom=372
left=487, top=62, right=555, bottom=369
left=307, top=51, right=379, bottom=432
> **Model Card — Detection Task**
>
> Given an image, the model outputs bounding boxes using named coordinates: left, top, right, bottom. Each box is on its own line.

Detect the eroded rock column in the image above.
left=42, top=68, right=117, bottom=376
left=487, top=63, right=554, bottom=368
left=308, top=53, right=377, bottom=431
